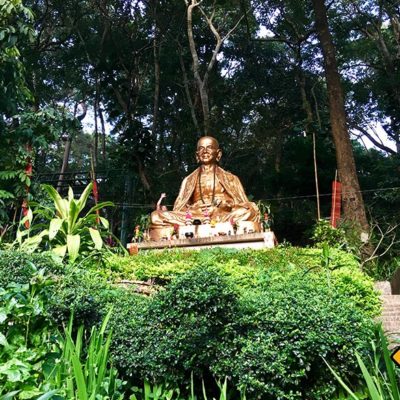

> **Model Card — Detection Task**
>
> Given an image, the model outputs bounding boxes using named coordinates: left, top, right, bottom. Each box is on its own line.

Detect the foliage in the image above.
left=0, top=258, right=126, bottom=399
left=47, top=267, right=121, bottom=328
left=0, top=0, right=34, bottom=117
left=110, top=266, right=238, bottom=385
left=327, top=324, right=400, bottom=400
left=212, top=275, right=374, bottom=399
left=311, top=219, right=349, bottom=248
left=0, top=268, right=57, bottom=399
left=47, top=309, right=126, bottom=399
left=107, top=263, right=375, bottom=398
left=14, top=183, right=113, bottom=262
left=0, top=249, right=64, bottom=287
left=129, top=376, right=247, bottom=400
left=104, top=247, right=380, bottom=318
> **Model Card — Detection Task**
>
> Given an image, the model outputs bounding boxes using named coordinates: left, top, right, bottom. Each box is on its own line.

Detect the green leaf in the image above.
left=65, top=332, right=88, bottom=400
left=68, top=199, right=80, bottom=234
left=52, top=245, right=67, bottom=258
left=89, top=228, right=103, bottom=250
left=323, top=358, right=359, bottom=400
left=49, top=218, right=63, bottom=240
left=68, top=186, right=74, bottom=201
left=67, top=234, right=80, bottom=262
left=20, top=389, right=43, bottom=399
left=85, top=202, right=114, bottom=219
left=43, top=185, right=68, bottom=218
left=36, top=390, right=59, bottom=400
left=77, top=183, right=93, bottom=211
left=0, top=332, right=8, bottom=347
left=356, top=352, right=381, bottom=400
left=0, top=391, right=21, bottom=400
left=0, top=309, right=7, bottom=323
left=20, top=233, right=44, bottom=252
left=0, top=189, right=14, bottom=199
left=99, top=217, right=109, bottom=229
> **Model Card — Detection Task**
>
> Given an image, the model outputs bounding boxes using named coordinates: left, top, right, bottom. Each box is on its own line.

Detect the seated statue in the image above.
left=150, top=136, right=260, bottom=237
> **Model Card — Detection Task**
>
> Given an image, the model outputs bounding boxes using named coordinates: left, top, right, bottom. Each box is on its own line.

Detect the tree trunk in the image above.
left=152, top=0, right=161, bottom=139
left=312, top=0, right=369, bottom=233
left=178, top=48, right=201, bottom=133
left=57, top=136, right=72, bottom=193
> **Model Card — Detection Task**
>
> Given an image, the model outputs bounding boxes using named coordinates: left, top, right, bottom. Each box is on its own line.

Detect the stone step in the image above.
left=375, top=281, right=392, bottom=295
left=375, top=286, right=400, bottom=338
left=372, top=284, right=400, bottom=341
left=381, top=294, right=400, bottom=302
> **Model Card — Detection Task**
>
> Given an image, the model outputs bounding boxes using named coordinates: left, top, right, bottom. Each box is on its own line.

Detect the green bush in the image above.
left=0, top=250, right=64, bottom=287
left=104, top=247, right=379, bottom=318
left=47, top=268, right=123, bottom=328
left=104, top=247, right=360, bottom=283
left=0, top=269, right=58, bottom=398
left=110, top=266, right=238, bottom=385
left=108, top=265, right=375, bottom=398
left=212, top=274, right=374, bottom=399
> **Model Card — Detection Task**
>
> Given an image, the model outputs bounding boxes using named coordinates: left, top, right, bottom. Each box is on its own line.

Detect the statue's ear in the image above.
left=196, top=151, right=200, bottom=163
left=216, top=149, right=222, bottom=162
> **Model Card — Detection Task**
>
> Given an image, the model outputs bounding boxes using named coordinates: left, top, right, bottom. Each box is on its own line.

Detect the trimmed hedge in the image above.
left=110, top=266, right=237, bottom=384
left=213, top=275, right=373, bottom=399
left=104, top=247, right=360, bottom=284
left=109, top=265, right=374, bottom=399
left=104, top=247, right=380, bottom=318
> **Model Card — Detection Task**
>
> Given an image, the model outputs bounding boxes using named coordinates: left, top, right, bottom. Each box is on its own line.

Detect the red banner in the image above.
left=330, top=180, right=341, bottom=228
left=22, top=145, right=32, bottom=228
left=92, top=179, right=100, bottom=224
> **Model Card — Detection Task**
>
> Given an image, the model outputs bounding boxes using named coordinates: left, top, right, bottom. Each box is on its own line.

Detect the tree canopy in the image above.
left=1, top=0, right=399, bottom=247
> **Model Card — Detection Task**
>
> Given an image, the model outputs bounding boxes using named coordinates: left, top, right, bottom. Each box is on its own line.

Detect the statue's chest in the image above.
left=198, top=173, right=224, bottom=195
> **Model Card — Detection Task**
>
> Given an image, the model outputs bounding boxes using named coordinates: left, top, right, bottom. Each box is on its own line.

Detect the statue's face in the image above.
left=196, top=137, right=222, bottom=165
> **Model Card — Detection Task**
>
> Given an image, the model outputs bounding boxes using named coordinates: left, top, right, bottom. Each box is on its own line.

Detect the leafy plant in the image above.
left=14, top=183, right=113, bottom=262
left=47, top=309, right=125, bottom=399
left=0, top=268, right=57, bottom=399
left=110, top=266, right=238, bottom=385
left=0, top=250, right=64, bottom=287
left=311, top=219, right=348, bottom=249
left=326, top=324, right=400, bottom=400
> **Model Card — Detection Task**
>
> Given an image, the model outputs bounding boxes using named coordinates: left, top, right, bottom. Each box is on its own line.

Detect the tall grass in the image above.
left=48, top=309, right=125, bottom=399
left=129, top=376, right=247, bottom=400
left=327, top=324, right=400, bottom=400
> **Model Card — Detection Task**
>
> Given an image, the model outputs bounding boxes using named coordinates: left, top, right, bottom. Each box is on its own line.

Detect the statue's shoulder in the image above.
left=181, top=168, right=199, bottom=187
left=218, top=166, right=239, bottom=181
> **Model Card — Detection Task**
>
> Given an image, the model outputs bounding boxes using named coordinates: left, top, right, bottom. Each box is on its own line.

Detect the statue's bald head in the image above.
left=196, top=136, right=222, bottom=165
left=197, top=136, right=219, bottom=149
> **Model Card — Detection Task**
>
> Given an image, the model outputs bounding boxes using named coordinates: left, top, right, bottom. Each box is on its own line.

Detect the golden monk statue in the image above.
left=150, top=136, right=260, bottom=237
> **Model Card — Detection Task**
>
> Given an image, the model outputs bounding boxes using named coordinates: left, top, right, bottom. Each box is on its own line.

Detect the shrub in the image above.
left=104, top=247, right=360, bottom=283
left=212, top=274, right=375, bottom=400
left=47, top=268, right=122, bottom=328
left=107, top=265, right=375, bottom=399
left=104, top=247, right=379, bottom=317
left=0, top=269, right=58, bottom=398
left=0, top=249, right=64, bottom=287
left=110, top=266, right=238, bottom=385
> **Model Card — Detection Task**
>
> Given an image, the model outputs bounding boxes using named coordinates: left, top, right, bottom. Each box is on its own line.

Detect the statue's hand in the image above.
left=216, top=200, right=233, bottom=212
left=199, top=203, right=215, bottom=216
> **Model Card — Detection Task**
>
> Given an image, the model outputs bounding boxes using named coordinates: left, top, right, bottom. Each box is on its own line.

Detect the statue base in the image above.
left=127, top=231, right=277, bottom=253
left=148, top=221, right=261, bottom=242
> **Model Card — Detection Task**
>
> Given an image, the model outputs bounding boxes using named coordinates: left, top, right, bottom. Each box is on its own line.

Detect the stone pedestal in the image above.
left=127, top=231, right=277, bottom=252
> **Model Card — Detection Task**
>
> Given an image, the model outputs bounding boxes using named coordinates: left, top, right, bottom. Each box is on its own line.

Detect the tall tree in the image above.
left=311, top=0, right=369, bottom=234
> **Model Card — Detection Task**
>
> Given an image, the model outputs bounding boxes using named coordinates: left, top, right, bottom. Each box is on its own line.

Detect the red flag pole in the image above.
left=90, top=152, right=100, bottom=224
